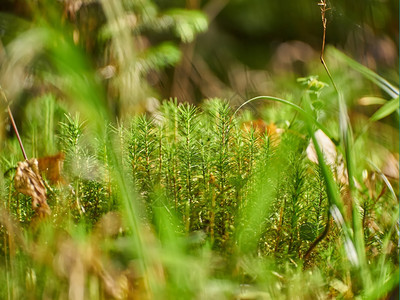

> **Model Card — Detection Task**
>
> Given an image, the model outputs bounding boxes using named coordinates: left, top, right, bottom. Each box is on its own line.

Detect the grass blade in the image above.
left=328, top=46, right=399, bottom=98
left=233, top=95, right=337, bottom=142
left=370, top=97, right=399, bottom=122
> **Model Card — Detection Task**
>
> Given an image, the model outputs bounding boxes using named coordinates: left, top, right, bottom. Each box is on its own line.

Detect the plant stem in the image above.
left=1, top=87, right=28, bottom=160
left=7, top=107, right=28, bottom=161
left=304, top=208, right=331, bottom=261
left=318, top=0, right=338, bottom=93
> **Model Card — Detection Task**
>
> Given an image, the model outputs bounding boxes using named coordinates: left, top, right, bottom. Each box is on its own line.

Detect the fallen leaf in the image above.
left=382, top=152, right=399, bottom=180
left=306, top=129, right=348, bottom=185
left=38, top=152, right=66, bottom=185
left=14, top=158, right=51, bottom=217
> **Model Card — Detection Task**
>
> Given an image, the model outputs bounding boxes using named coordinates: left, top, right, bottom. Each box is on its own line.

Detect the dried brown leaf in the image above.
left=38, top=152, right=66, bottom=185
left=14, top=158, right=51, bottom=217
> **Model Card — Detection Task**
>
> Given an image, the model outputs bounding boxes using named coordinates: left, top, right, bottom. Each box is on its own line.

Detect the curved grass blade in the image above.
left=233, top=95, right=336, bottom=141
left=328, top=46, right=399, bottom=98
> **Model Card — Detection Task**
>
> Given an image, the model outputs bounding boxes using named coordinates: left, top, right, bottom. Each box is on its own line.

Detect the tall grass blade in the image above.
left=338, top=89, right=371, bottom=289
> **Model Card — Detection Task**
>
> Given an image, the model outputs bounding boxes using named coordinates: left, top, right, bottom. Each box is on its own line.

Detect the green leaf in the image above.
left=358, top=96, right=387, bottom=106
left=370, top=97, right=399, bottom=122
left=0, top=12, right=31, bottom=44
left=138, top=42, right=181, bottom=72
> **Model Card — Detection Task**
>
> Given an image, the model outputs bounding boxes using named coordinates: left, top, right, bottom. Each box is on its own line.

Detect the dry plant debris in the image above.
left=14, top=158, right=51, bottom=218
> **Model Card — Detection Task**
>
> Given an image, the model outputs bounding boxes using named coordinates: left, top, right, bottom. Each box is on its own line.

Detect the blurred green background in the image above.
left=0, top=0, right=398, bottom=118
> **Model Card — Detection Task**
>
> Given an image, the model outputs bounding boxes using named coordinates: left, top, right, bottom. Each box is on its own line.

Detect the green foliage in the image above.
left=0, top=93, right=398, bottom=298
left=138, top=42, right=181, bottom=72
left=161, top=9, right=208, bottom=43
left=0, top=1, right=398, bottom=299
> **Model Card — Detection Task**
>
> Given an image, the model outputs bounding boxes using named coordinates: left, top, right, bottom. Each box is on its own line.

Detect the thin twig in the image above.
left=7, top=107, right=28, bottom=161
left=1, top=87, right=28, bottom=161
left=318, top=0, right=338, bottom=93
